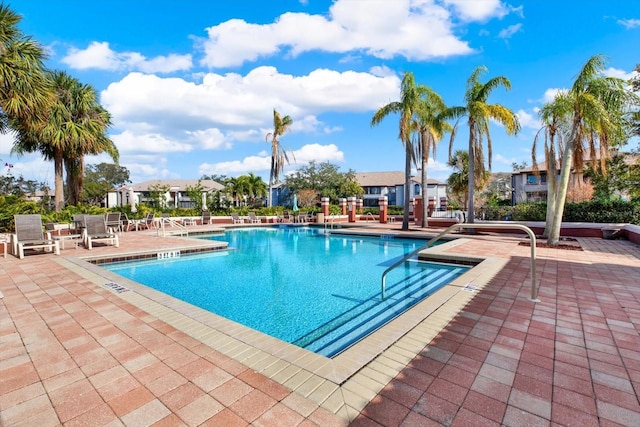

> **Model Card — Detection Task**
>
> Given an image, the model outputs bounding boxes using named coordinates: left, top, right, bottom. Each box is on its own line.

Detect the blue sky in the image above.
left=1, top=0, right=639, bottom=186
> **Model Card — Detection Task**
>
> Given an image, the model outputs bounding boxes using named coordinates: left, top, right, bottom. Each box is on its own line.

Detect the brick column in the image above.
left=339, top=198, right=347, bottom=215
left=428, top=197, right=436, bottom=217
left=347, top=197, right=356, bottom=222
left=321, top=197, right=330, bottom=217
left=379, top=196, right=388, bottom=223
left=414, top=195, right=423, bottom=225
left=356, top=199, right=363, bottom=214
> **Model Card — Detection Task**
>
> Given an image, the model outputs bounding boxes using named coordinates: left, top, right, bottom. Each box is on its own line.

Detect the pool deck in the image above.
left=1, top=222, right=640, bottom=426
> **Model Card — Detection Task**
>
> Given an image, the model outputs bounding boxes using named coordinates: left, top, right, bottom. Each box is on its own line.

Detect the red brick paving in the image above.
left=1, top=225, right=640, bottom=426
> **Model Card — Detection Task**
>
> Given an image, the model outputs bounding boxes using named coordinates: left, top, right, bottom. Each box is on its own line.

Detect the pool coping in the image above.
left=58, top=231, right=506, bottom=422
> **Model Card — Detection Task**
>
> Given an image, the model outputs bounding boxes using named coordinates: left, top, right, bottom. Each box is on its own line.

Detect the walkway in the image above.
left=1, top=224, right=639, bottom=426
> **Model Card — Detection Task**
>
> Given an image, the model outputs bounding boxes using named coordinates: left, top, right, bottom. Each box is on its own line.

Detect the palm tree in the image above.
left=446, top=150, right=491, bottom=210
left=245, top=172, right=268, bottom=206
left=63, top=79, right=116, bottom=205
left=371, top=71, right=426, bottom=230
left=546, top=55, right=634, bottom=245
left=531, top=93, right=572, bottom=237
left=12, top=71, right=117, bottom=211
left=412, top=88, right=453, bottom=227
left=449, top=66, right=520, bottom=224
left=265, top=109, right=294, bottom=207
left=0, top=5, right=50, bottom=128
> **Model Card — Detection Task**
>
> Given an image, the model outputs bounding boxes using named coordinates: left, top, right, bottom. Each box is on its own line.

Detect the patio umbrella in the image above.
left=128, top=187, right=137, bottom=213
left=292, top=193, right=298, bottom=212
left=202, top=192, right=208, bottom=210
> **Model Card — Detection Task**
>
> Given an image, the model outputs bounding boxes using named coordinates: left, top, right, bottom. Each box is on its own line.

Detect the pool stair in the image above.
left=292, top=259, right=468, bottom=357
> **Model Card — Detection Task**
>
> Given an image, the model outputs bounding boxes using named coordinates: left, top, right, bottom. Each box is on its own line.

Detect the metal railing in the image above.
left=157, top=217, right=189, bottom=237
left=381, top=223, right=539, bottom=302
left=324, top=215, right=336, bottom=231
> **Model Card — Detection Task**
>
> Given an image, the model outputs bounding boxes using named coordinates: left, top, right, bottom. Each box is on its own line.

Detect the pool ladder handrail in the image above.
left=324, top=214, right=336, bottom=231
left=157, top=217, right=189, bottom=237
left=380, top=223, right=539, bottom=302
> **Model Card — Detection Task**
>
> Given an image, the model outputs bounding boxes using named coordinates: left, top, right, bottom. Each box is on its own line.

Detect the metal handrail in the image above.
left=324, top=215, right=336, bottom=231
left=157, top=217, right=189, bottom=237
left=381, top=223, right=539, bottom=302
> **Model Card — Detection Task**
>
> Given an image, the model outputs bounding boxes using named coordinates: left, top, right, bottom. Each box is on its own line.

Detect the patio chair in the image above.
left=230, top=212, right=245, bottom=224
left=83, top=215, right=119, bottom=250
left=201, top=210, right=211, bottom=225
left=120, top=213, right=135, bottom=232
left=138, top=212, right=156, bottom=230
left=247, top=212, right=261, bottom=224
left=12, top=214, right=60, bottom=259
left=105, top=212, right=123, bottom=234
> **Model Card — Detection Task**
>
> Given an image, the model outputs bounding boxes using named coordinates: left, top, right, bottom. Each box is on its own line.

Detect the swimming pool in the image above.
left=104, top=227, right=468, bottom=357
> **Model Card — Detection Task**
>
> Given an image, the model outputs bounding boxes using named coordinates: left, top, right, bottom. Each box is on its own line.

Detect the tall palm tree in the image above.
left=449, top=66, right=520, bottom=224
left=12, top=71, right=117, bottom=211
left=265, top=109, right=294, bottom=207
left=412, top=88, right=453, bottom=227
left=531, top=93, right=572, bottom=237
left=0, top=4, right=50, bottom=129
left=371, top=71, right=426, bottom=230
left=547, top=55, right=633, bottom=245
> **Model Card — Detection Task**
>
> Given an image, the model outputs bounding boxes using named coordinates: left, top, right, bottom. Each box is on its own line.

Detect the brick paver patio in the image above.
left=1, top=223, right=639, bottom=426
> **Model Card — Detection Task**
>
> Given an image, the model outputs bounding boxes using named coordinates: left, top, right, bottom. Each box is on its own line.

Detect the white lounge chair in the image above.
left=83, top=215, right=119, bottom=250
left=12, top=214, right=60, bottom=259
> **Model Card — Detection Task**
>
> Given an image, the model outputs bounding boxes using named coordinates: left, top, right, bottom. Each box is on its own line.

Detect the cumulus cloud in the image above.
left=199, top=0, right=517, bottom=67
left=101, top=66, right=399, bottom=139
left=198, top=143, right=343, bottom=177
left=603, top=67, right=638, bottom=80
left=542, top=88, right=567, bottom=103
left=110, top=130, right=194, bottom=153
left=516, top=109, right=540, bottom=130
left=61, top=41, right=192, bottom=73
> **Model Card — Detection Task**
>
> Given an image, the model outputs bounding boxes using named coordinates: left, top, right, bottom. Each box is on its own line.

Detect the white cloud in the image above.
left=603, top=67, right=638, bottom=80
left=618, top=18, right=640, bottom=29
left=516, top=109, right=540, bottom=130
left=498, top=23, right=522, bottom=39
left=61, top=41, right=192, bottom=73
left=198, top=0, right=515, bottom=67
left=293, top=143, right=344, bottom=164
left=199, top=155, right=270, bottom=176
left=197, top=143, right=344, bottom=177
left=443, top=0, right=510, bottom=21
left=187, top=128, right=233, bottom=150
left=542, top=88, right=567, bottom=103
left=101, top=67, right=400, bottom=136
left=111, top=130, right=194, bottom=153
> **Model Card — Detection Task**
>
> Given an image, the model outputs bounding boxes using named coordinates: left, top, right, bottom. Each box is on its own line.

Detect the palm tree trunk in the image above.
left=542, top=152, right=557, bottom=238
left=421, top=155, right=429, bottom=228
left=467, top=131, right=476, bottom=225
left=548, top=118, right=579, bottom=244
left=402, top=142, right=411, bottom=230
left=54, top=150, right=65, bottom=212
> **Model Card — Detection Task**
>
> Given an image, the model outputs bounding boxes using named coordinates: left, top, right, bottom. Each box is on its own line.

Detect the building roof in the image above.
left=355, top=171, right=444, bottom=187
left=116, top=179, right=224, bottom=192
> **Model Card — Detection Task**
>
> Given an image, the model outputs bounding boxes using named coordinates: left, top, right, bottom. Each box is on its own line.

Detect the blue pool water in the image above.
left=104, top=227, right=468, bottom=357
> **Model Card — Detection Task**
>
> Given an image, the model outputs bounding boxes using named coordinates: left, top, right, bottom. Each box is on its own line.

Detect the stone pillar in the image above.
left=414, top=195, right=423, bottom=225
left=339, top=198, right=347, bottom=215
left=347, top=196, right=356, bottom=222
left=356, top=199, right=363, bottom=213
left=321, top=197, right=330, bottom=216
left=378, top=196, right=388, bottom=223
